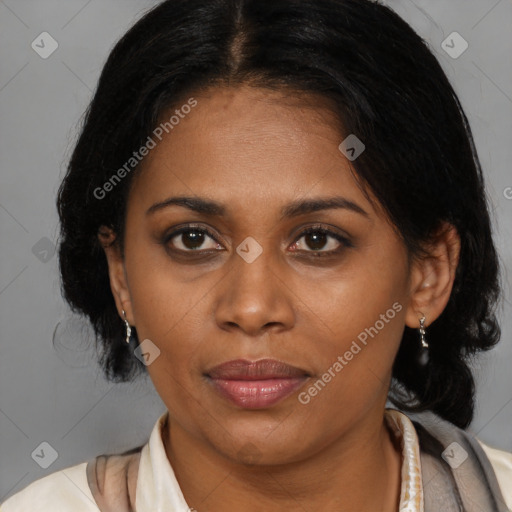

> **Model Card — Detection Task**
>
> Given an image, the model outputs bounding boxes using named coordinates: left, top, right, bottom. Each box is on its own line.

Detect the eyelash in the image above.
left=162, top=223, right=353, bottom=257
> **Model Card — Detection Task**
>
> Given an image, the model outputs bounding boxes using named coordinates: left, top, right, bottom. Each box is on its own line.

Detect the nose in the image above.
left=213, top=247, right=295, bottom=337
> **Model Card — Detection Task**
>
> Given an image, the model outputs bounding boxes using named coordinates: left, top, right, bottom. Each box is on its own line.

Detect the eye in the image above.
left=162, top=223, right=352, bottom=257
left=164, top=225, right=223, bottom=252
left=290, top=226, right=352, bottom=256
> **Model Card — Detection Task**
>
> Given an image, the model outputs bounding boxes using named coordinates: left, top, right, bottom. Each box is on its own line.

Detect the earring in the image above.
left=418, top=314, right=429, bottom=365
left=122, top=309, right=132, bottom=345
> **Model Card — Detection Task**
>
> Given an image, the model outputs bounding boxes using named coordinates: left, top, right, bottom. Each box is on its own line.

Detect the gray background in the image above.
left=1, top=0, right=511, bottom=502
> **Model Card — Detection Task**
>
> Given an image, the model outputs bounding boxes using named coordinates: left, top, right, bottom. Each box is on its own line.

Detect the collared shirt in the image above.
left=2, top=409, right=511, bottom=511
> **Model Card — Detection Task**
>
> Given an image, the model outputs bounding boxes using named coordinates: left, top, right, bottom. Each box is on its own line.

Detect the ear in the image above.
left=97, top=225, right=134, bottom=325
left=404, top=222, right=461, bottom=329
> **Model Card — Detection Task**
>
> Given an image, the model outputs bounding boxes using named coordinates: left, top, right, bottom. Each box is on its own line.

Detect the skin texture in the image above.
left=99, top=85, right=460, bottom=511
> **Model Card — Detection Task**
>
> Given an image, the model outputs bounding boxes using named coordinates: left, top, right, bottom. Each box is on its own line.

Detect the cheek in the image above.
left=296, top=244, right=409, bottom=403
left=312, top=238, right=408, bottom=339
left=121, top=244, right=209, bottom=391
left=128, top=270, right=211, bottom=371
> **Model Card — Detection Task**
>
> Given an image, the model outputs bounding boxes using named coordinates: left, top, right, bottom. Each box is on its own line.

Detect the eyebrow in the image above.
left=146, top=195, right=369, bottom=219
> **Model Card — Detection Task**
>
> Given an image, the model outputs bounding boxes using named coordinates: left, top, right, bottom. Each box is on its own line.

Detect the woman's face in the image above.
left=110, top=85, right=423, bottom=464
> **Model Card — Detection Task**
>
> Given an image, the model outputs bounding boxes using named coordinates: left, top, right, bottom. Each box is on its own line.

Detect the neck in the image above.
left=162, top=408, right=402, bottom=512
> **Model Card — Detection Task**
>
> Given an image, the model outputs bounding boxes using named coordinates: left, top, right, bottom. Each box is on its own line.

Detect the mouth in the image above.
left=204, top=358, right=311, bottom=409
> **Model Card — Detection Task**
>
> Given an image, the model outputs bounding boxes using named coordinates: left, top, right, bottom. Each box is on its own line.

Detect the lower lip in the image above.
left=207, top=377, right=307, bottom=409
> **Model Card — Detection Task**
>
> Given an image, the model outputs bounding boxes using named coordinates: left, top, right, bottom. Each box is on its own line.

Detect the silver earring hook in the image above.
left=419, top=315, right=428, bottom=348
left=418, top=313, right=429, bottom=366
left=122, top=309, right=131, bottom=345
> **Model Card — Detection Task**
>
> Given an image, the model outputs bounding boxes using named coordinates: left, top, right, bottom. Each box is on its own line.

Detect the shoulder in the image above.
left=478, top=439, right=512, bottom=511
left=0, top=461, right=99, bottom=512
left=0, top=412, right=165, bottom=512
left=406, top=408, right=512, bottom=511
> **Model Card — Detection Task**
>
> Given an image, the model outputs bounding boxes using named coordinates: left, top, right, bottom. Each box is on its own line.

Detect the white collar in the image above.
left=135, top=408, right=424, bottom=512
left=135, top=411, right=190, bottom=511
left=384, top=409, right=424, bottom=512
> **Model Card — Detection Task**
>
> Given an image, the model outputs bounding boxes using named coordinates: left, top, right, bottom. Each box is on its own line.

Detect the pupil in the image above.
left=306, top=232, right=326, bottom=250
left=183, top=230, right=204, bottom=249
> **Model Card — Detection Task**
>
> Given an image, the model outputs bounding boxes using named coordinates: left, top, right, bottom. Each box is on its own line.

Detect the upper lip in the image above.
left=205, top=358, right=310, bottom=380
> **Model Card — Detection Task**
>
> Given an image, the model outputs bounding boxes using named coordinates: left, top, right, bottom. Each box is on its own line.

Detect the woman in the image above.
left=2, top=0, right=511, bottom=510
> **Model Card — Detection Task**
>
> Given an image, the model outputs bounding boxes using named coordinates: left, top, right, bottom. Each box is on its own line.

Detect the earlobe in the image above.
left=404, top=222, right=461, bottom=329
left=97, top=225, right=134, bottom=324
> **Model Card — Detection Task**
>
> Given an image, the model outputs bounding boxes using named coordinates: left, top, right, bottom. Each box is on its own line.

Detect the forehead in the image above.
left=128, top=85, right=378, bottom=221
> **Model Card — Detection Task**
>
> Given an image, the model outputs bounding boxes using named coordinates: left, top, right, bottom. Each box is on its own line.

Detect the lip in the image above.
left=205, top=359, right=310, bottom=409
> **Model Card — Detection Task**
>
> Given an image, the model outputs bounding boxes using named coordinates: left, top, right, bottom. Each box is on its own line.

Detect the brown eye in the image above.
left=165, top=227, right=222, bottom=252
left=290, top=227, right=352, bottom=255
left=303, top=231, right=329, bottom=251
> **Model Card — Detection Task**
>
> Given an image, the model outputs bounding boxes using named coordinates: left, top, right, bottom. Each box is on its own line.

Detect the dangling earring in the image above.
left=122, top=309, right=132, bottom=345
left=418, top=314, right=429, bottom=365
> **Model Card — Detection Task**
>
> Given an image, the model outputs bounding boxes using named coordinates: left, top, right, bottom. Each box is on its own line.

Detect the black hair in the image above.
left=56, top=0, right=501, bottom=429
